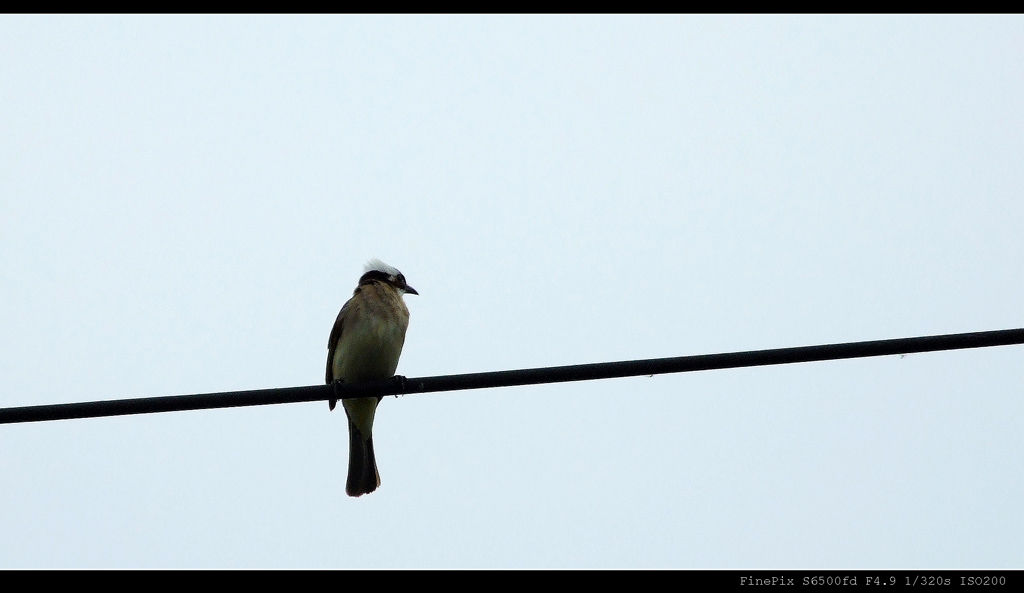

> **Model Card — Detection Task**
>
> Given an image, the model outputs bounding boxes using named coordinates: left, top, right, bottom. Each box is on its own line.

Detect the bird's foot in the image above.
left=330, top=379, right=346, bottom=409
left=390, top=374, right=408, bottom=396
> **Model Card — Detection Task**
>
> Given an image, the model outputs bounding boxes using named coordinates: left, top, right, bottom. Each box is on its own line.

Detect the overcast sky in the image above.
left=1, top=15, right=1022, bottom=568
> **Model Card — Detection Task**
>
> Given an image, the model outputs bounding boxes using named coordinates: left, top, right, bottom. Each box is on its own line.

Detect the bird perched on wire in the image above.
left=327, top=259, right=418, bottom=497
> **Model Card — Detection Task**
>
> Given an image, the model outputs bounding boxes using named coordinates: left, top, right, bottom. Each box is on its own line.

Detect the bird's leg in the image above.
left=390, top=374, right=407, bottom=396
left=330, top=378, right=346, bottom=410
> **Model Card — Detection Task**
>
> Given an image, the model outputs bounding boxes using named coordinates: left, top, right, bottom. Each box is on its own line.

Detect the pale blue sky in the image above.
left=1, top=15, right=1022, bottom=567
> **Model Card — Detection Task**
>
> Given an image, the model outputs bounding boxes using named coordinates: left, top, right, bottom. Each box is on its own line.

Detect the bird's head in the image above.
left=360, top=259, right=418, bottom=295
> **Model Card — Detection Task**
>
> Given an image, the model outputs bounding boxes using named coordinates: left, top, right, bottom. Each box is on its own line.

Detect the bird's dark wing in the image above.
left=327, top=290, right=362, bottom=411
left=326, top=294, right=355, bottom=384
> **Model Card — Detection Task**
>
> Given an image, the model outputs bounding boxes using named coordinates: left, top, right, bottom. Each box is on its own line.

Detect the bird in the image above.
left=327, top=259, right=418, bottom=497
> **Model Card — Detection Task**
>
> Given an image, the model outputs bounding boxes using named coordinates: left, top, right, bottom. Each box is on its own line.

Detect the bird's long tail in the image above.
left=346, top=420, right=380, bottom=497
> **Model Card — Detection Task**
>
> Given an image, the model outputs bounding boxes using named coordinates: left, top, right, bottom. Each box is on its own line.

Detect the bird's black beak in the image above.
left=404, top=285, right=419, bottom=296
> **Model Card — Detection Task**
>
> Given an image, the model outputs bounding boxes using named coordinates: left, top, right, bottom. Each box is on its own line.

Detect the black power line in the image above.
left=2, top=327, right=1023, bottom=425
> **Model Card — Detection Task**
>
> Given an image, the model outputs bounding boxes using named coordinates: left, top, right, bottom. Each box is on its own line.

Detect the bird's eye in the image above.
left=398, top=274, right=406, bottom=285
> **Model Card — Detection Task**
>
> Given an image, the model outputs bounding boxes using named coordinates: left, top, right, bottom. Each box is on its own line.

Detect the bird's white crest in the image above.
left=364, top=258, right=402, bottom=277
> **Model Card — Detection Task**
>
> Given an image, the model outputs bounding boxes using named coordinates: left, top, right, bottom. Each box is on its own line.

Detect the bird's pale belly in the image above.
left=331, top=320, right=406, bottom=383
